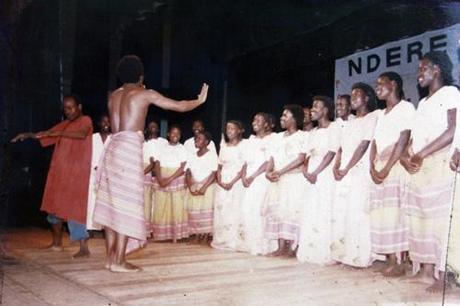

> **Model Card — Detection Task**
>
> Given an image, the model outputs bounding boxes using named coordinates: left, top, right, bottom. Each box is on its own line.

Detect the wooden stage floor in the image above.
left=1, top=228, right=460, bottom=306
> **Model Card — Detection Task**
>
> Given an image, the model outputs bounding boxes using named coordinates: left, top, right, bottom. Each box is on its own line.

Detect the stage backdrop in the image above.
left=335, top=23, right=460, bottom=106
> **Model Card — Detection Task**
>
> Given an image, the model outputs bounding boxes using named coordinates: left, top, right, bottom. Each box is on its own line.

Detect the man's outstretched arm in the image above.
left=145, top=83, right=209, bottom=113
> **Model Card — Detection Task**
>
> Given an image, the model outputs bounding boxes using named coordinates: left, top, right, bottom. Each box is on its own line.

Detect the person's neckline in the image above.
left=197, top=148, right=209, bottom=157
left=425, top=85, right=447, bottom=101
left=383, top=99, right=403, bottom=115
left=255, top=132, right=271, bottom=139
left=226, top=139, right=241, bottom=147
left=283, top=129, right=299, bottom=137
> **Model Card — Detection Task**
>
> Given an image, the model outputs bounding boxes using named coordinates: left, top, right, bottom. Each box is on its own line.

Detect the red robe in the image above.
left=39, top=115, right=93, bottom=224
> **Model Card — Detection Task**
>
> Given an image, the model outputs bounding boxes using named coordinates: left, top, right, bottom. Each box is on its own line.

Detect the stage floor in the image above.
left=1, top=228, right=459, bottom=306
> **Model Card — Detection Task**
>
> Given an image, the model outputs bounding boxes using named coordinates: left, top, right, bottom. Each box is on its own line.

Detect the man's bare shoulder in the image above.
left=108, top=87, right=124, bottom=102
left=128, top=88, right=158, bottom=106
left=132, top=88, right=167, bottom=106
left=141, top=88, right=162, bottom=99
left=110, top=87, right=151, bottom=104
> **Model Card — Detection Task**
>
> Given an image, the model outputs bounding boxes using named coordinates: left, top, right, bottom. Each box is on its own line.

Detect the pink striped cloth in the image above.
left=187, top=183, right=215, bottom=234
left=152, top=174, right=186, bottom=192
left=93, top=131, right=147, bottom=252
left=406, top=148, right=455, bottom=273
left=370, top=144, right=409, bottom=256
left=265, top=218, right=300, bottom=247
left=144, top=173, right=153, bottom=185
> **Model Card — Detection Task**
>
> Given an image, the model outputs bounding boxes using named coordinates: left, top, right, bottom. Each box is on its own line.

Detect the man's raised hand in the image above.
left=197, top=83, right=209, bottom=104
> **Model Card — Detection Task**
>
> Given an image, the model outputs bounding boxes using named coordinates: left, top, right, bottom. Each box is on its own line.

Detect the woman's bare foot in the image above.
left=187, top=235, right=199, bottom=245
left=382, top=264, right=405, bottom=277
left=372, top=261, right=389, bottom=273
left=403, top=272, right=436, bottom=285
left=268, top=248, right=284, bottom=257
left=200, top=234, right=211, bottom=246
left=284, top=247, right=297, bottom=258
left=324, top=260, right=341, bottom=267
left=196, top=234, right=208, bottom=245
left=340, top=264, right=365, bottom=271
left=72, top=248, right=90, bottom=259
left=426, top=279, right=450, bottom=293
left=110, top=262, right=141, bottom=273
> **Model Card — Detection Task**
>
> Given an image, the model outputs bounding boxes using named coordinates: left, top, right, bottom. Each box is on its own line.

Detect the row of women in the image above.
left=87, top=50, right=460, bottom=292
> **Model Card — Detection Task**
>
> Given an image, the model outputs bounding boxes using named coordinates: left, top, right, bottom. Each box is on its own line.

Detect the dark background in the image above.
left=1, top=0, right=460, bottom=227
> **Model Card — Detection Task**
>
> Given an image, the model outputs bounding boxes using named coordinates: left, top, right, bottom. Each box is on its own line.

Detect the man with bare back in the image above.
left=93, top=55, right=208, bottom=272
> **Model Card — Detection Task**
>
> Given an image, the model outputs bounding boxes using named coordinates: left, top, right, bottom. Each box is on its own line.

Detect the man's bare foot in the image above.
left=72, top=249, right=90, bottom=259
left=382, top=264, right=405, bottom=277
left=426, top=279, right=450, bottom=293
left=104, top=255, right=115, bottom=270
left=110, top=262, right=141, bottom=273
left=41, top=243, right=64, bottom=251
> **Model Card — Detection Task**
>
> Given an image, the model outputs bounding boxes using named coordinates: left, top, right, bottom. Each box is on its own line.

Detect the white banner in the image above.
left=334, top=23, right=460, bottom=106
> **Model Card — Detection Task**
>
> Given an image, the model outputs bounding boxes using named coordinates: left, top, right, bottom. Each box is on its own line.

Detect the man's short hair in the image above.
left=116, top=55, right=144, bottom=84
left=63, top=94, right=82, bottom=106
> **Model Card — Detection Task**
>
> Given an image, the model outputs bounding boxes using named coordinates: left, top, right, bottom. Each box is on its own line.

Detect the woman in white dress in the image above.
left=240, top=113, right=276, bottom=255
left=152, top=126, right=188, bottom=243
left=186, top=131, right=219, bottom=244
left=265, top=105, right=306, bottom=257
left=369, top=72, right=415, bottom=276
left=297, top=95, right=339, bottom=264
left=448, top=103, right=460, bottom=285
left=211, top=121, right=245, bottom=251
left=143, top=121, right=167, bottom=234
left=401, top=51, right=459, bottom=292
left=331, top=83, right=379, bottom=268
